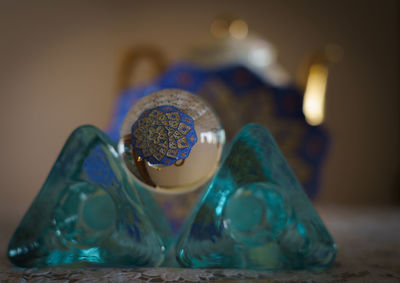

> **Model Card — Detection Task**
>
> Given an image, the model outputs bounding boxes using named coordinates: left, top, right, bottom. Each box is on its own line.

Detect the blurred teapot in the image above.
left=109, top=16, right=342, bottom=196
left=116, top=16, right=342, bottom=128
left=107, top=17, right=341, bottom=232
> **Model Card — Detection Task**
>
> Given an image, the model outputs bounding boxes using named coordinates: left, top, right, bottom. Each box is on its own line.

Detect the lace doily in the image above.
left=1, top=265, right=399, bottom=283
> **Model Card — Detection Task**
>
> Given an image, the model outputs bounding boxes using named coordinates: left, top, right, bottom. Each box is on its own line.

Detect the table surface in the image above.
left=0, top=205, right=399, bottom=282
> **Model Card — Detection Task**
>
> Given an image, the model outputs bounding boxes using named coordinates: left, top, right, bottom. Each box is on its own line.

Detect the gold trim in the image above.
left=174, top=159, right=185, bottom=167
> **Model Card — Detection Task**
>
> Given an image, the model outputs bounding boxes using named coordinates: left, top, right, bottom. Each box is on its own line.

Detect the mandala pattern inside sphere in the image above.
left=131, top=105, right=197, bottom=166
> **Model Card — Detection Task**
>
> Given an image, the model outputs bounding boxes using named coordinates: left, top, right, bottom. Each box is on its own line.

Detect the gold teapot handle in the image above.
left=116, top=45, right=168, bottom=93
left=298, top=44, right=343, bottom=126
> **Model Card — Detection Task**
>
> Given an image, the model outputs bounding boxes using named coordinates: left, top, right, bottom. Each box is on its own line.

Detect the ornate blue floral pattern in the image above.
left=131, top=105, right=197, bottom=166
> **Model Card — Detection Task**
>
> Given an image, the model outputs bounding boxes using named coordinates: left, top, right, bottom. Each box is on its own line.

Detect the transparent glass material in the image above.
left=119, top=89, right=225, bottom=193
left=8, top=122, right=335, bottom=270
left=175, top=124, right=336, bottom=270
left=8, top=125, right=171, bottom=268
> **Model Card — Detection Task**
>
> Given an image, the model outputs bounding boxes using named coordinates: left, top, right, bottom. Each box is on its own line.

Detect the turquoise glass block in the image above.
left=8, top=125, right=170, bottom=268
left=176, top=124, right=336, bottom=270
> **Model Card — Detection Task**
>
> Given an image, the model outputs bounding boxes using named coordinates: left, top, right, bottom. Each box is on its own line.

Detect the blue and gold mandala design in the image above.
left=131, top=105, right=197, bottom=166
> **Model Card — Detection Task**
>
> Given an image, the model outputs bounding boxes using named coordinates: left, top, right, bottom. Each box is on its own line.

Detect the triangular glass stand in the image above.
left=8, top=125, right=169, bottom=268
left=176, top=124, right=336, bottom=270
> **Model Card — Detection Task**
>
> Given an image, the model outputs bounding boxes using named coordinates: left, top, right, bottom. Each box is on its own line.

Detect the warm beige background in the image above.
left=0, top=0, right=398, bottom=222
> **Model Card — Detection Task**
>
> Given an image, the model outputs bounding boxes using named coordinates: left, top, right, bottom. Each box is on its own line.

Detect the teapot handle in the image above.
left=298, top=44, right=343, bottom=126
left=116, top=45, right=168, bottom=93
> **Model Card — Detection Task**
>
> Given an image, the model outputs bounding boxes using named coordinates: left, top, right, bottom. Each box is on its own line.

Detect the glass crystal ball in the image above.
left=119, top=89, right=225, bottom=193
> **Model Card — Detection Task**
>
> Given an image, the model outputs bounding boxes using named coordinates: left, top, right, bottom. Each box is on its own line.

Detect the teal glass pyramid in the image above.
left=8, top=125, right=170, bottom=268
left=175, top=124, right=336, bottom=270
